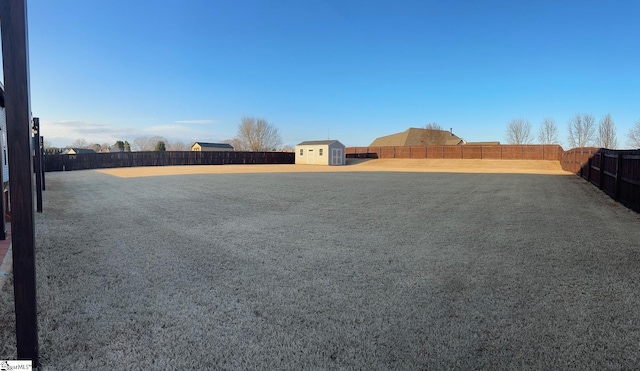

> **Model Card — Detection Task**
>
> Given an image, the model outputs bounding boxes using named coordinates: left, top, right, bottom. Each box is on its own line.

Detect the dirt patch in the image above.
left=96, top=159, right=569, bottom=178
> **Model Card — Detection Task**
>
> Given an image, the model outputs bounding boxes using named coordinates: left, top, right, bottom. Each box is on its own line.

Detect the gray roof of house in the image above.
left=297, top=140, right=342, bottom=146
left=193, top=142, right=234, bottom=149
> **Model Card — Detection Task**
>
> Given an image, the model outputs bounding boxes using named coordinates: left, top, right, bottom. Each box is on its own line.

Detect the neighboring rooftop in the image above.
left=192, top=142, right=234, bottom=149
left=297, top=140, right=342, bottom=146
left=62, top=148, right=96, bottom=155
left=370, top=128, right=465, bottom=147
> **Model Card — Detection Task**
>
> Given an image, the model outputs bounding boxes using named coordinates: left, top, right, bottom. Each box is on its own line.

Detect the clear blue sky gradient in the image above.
left=19, top=0, right=640, bottom=148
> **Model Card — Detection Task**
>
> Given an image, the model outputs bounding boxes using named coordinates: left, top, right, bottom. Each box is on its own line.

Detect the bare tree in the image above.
left=505, top=119, right=533, bottom=144
left=69, top=138, right=89, bottom=148
left=99, top=143, right=111, bottom=153
left=234, top=117, right=282, bottom=151
left=627, top=120, right=640, bottom=148
left=567, top=113, right=596, bottom=148
left=421, top=122, right=446, bottom=145
left=597, top=113, right=618, bottom=149
left=146, top=136, right=168, bottom=151
left=168, top=141, right=189, bottom=151
left=89, top=143, right=102, bottom=152
left=132, top=137, right=150, bottom=151
left=223, top=138, right=242, bottom=151
left=537, top=118, right=559, bottom=144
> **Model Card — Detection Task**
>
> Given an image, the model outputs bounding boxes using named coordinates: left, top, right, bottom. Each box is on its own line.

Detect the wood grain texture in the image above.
left=1, top=0, right=39, bottom=364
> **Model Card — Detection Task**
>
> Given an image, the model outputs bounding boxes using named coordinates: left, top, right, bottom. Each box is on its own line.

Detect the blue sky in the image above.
left=14, top=0, right=640, bottom=148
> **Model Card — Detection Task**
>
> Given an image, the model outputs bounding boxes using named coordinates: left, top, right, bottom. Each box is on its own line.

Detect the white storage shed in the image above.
left=295, top=140, right=346, bottom=165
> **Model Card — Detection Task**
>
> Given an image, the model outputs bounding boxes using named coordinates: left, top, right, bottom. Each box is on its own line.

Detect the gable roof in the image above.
left=192, top=142, right=234, bottom=149
left=297, top=140, right=343, bottom=146
left=369, top=128, right=465, bottom=147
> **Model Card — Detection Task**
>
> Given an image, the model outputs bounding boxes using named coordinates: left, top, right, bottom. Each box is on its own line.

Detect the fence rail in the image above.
left=44, top=151, right=295, bottom=172
left=561, top=148, right=640, bottom=213
left=346, top=145, right=563, bottom=161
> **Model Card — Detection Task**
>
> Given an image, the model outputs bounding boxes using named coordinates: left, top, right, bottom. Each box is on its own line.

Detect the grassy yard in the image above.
left=1, top=165, right=639, bottom=369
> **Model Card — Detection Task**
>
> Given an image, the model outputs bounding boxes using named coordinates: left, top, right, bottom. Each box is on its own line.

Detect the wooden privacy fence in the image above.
left=561, top=148, right=640, bottom=213
left=44, top=151, right=295, bottom=172
left=346, top=145, right=563, bottom=161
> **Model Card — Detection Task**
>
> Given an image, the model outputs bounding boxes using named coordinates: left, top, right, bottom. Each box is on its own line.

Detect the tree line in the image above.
left=45, top=136, right=182, bottom=155
left=45, top=116, right=286, bottom=154
left=505, top=114, right=640, bottom=149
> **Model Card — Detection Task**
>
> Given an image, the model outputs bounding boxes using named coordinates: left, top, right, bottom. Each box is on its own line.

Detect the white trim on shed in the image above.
left=295, top=140, right=346, bottom=165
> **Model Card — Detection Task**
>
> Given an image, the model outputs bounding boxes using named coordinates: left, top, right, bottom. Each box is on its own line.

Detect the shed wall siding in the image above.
left=295, top=141, right=345, bottom=165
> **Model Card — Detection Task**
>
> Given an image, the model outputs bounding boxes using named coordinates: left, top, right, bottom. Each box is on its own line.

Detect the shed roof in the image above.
left=297, top=140, right=343, bottom=146
left=193, top=142, right=234, bottom=149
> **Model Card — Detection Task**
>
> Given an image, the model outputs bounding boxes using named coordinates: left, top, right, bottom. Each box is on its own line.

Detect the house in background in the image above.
left=370, top=127, right=466, bottom=146
left=370, top=127, right=500, bottom=146
left=295, top=140, right=346, bottom=165
left=62, top=148, right=96, bottom=155
left=191, top=142, right=234, bottom=152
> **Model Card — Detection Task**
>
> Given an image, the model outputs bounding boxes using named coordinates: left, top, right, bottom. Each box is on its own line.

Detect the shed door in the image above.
left=331, top=148, right=343, bottom=165
left=307, top=149, right=315, bottom=164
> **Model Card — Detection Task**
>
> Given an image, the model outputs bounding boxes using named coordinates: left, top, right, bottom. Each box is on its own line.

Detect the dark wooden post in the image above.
left=33, top=118, right=42, bottom=212
left=599, top=150, right=605, bottom=189
left=40, top=136, right=45, bottom=190
left=615, top=153, right=623, bottom=200
left=586, top=151, right=591, bottom=182
left=1, top=0, right=40, bottom=365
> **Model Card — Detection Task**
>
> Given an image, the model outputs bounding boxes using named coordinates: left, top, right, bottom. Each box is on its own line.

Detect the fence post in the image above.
left=33, top=118, right=42, bottom=212
left=586, top=150, right=591, bottom=181
left=615, top=153, right=623, bottom=200
left=1, top=0, right=40, bottom=363
left=40, top=137, right=46, bottom=190
left=599, top=150, right=605, bottom=189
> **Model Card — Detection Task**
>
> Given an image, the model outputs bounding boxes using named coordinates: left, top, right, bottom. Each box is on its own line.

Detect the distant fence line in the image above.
left=345, top=145, right=563, bottom=161
left=44, top=151, right=295, bottom=172
left=40, top=145, right=640, bottom=212
left=560, top=148, right=640, bottom=213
